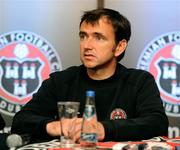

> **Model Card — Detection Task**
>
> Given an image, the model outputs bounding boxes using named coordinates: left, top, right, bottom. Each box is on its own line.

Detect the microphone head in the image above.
left=6, top=134, right=23, bottom=148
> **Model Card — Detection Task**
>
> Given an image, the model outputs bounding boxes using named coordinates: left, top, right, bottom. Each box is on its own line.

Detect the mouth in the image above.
left=84, top=53, right=95, bottom=60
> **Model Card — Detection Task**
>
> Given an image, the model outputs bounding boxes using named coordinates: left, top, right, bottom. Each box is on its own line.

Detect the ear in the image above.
left=114, top=39, right=127, bottom=57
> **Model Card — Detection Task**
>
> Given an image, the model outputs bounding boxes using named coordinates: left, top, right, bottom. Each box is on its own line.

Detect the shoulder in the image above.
left=119, top=63, right=153, bottom=77
left=51, top=66, right=81, bottom=75
left=48, top=65, right=83, bottom=82
left=39, top=66, right=83, bottom=89
left=118, top=64, right=155, bottom=85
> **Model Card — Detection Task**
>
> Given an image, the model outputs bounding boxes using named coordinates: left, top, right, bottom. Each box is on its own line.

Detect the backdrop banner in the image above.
left=0, top=30, right=62, bottom=132
left=137, top=31, right=180, bottom=138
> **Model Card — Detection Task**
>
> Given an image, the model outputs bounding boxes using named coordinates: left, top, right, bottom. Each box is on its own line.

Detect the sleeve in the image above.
left=11, top=75, right=59, bottom=142
left=0, top=113, right=5, bottom=130
left=101, top=72, right=169, bottom=141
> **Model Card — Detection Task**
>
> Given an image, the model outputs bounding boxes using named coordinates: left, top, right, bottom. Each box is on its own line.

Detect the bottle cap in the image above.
left=86, top=90, right=95, bottom=97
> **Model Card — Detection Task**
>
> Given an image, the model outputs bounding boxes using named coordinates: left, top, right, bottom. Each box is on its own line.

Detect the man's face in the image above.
left=79, top=17, right=117, bottom=69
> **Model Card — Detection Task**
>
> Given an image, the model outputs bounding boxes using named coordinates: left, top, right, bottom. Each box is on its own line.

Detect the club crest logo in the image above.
left=0, top=30, right=62, bottom=116
left=110, top=108, right=127, bottom=120
left=137, top=31, right=180, bottom=117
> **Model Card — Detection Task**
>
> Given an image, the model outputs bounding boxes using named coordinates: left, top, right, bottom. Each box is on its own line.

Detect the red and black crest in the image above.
left=0, top=56, right=43, bottom=100
left=110, top=108, right=127, bottom=120
left=0, top=31, right=62, bottom=115
left=137, top=31, right=180, bottom=117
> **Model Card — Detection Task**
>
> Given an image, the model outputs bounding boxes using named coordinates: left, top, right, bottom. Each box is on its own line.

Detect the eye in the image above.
left=79, top=34, right=85, bottom=39
left=79, top=32, right=87, bottom=40
left=94, top=33, right=106, bottom=41
left=95, top=35, right=102, bottom=40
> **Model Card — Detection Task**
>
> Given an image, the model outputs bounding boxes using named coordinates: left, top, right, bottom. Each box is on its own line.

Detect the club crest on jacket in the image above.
left=110, top=108, right=127, bottom=120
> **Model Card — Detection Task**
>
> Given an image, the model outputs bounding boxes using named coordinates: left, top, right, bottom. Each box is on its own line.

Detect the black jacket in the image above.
left=0, top=114, right=5, bottom=130
left=11, top=64, right=169, bottom=142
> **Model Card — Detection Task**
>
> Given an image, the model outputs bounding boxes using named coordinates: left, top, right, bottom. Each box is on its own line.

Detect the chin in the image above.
left=84, top=63, right=96, bottom=69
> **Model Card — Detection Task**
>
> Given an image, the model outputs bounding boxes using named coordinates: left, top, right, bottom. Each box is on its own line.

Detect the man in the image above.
left=11, top=8, right=168, bottom=142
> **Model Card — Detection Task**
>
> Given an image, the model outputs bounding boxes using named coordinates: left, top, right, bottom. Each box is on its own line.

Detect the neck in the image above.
left=87, top=61, right=117, bottom=80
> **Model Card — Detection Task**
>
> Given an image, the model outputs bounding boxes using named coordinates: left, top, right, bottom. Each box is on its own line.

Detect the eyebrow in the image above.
left=79, top=31, right=107, bottom=39
left=79, top=31, right=86, bottom=36
left=93, top=32, right=106, bottom=37
left=93, top=32, right=107, bottom=40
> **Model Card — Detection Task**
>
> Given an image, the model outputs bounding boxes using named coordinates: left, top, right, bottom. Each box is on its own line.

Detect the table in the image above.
left=16, top=136, right=180, bottom=150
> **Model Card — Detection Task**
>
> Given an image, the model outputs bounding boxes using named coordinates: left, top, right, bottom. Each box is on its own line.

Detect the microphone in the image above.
left=6, top=133, right=31, bottom=148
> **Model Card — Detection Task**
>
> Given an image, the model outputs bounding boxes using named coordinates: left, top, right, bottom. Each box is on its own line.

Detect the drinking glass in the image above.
left=57, top=101, right=80, bottom=148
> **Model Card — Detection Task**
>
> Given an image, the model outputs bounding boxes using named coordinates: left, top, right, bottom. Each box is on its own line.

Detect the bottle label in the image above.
left=81, top=133, right=97, bottom=143
left=84, top=105, right=95, bottom=121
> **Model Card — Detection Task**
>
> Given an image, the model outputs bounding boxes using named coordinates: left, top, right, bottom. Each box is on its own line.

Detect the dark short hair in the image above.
left=80, top=8, right=131, bottom=61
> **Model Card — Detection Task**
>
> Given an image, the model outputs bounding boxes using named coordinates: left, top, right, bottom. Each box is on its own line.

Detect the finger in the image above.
left=68, top=118, right=78, bottom=137
left=62, top=127, right=69, bottom=137
left=73, top=127, right=81, bottom=142
left=72, top=120, right=82, bottom=142
left=61, top=119, right=71, bottom=137
left=97, top=122, right=105, bottom=141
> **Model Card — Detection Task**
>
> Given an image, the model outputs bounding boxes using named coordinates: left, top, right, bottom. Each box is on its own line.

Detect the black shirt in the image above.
left=0, top=114, right=5, bottom=130
left=11, top=64, right=169, bottom=142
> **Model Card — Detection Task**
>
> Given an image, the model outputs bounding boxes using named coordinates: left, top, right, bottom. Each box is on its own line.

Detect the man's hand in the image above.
left=70, top=118, right=105, bottom=142
left=46, top=119, right=105, bottom=142
left=97, top=122, right=105, bottom=141
left=46, top=121, right=61, bottom=136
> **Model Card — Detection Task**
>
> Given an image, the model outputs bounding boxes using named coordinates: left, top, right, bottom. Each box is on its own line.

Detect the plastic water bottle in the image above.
left=80, top=90, right=97, bottom=149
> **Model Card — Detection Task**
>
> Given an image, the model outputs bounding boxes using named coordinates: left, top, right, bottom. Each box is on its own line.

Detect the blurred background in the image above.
left=0, top=0, right=179, bottom=138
